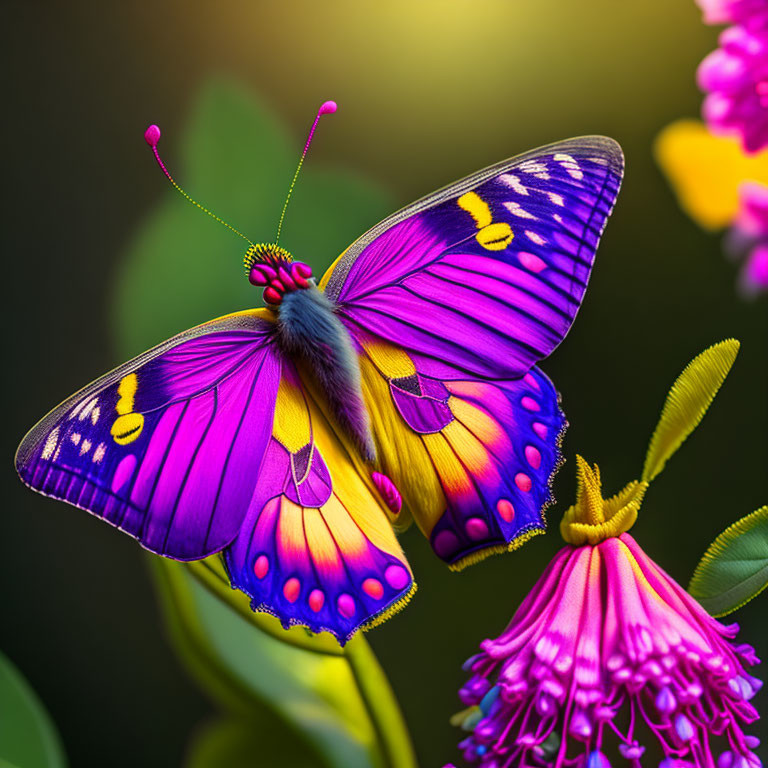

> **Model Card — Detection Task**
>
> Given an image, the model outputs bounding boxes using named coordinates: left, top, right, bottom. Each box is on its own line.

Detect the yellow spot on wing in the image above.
left=458, top=191, right=492, bottom=228
left=477, top=222, right=514, bottom=251
left=116, top=374, right=138, bottom=415
left=273, top=378, right=311, bottom=452
left=111, top=413, right=145, bottom=445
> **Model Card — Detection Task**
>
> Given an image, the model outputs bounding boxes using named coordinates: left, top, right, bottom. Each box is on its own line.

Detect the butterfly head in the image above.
left=144, top=101, right=335, bottom=308
left=244, top=243, right=314, bottom=305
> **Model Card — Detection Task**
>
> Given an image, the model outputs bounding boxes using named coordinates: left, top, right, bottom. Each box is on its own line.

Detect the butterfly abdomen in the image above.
left=277, top=287, right=375, bottom=462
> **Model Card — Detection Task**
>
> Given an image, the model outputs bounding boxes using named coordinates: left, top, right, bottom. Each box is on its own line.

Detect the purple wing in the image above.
left=15, top=311, right=281, bottom=560
left=224, top=362, right=415, bottom=643
left=427, top=369, right=566, bottom=567
left=357, top=330, right=566, bottom=569
left=322, top=137, right=623, bottom=380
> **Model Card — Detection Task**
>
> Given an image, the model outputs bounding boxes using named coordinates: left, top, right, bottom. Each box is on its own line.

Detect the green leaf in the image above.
left=0, top=651, right=66, bottom=768
left=154, top=558, right=416, bottom=768
left=689, top=506, right=768, bottom=617
left=114, top=76, right=394, bottom=358
left=642, top=339, right=739, bottom=483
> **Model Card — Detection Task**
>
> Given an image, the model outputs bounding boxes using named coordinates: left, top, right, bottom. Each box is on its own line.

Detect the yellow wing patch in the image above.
left=116, top=373, right=138, bottom=415
left=111, top=373, right=144, bottom=445
left=361, top=337, right=416, bottom=379
left=273, top=377, right=311, bottom=452
left=458, top=191, right=492, bottom=228
left=458, top=191, right=514, bottom=251
left=358, top=339, right=508, bottom=539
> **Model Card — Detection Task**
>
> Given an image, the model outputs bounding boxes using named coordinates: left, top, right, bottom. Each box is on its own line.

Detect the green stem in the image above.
left=184, top=556, right=418, bottom=768
left=344, top=638, right=418, bottom=768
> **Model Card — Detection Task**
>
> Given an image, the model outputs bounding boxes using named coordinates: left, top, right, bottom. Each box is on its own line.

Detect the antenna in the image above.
left=144, top=124, right=254, bottom=246
left=275, top=100, right=337, bottom=244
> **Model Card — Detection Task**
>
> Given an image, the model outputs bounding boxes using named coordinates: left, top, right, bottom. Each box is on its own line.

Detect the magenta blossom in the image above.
left=698, top=24, right=768, bottom=153
left=726, top=181, right=768, bottom=296
left=457, top=528, right=760, bottom=766
left=696, top=0, right=768, bottom=28
left=453, top=341, right=761, bottom=768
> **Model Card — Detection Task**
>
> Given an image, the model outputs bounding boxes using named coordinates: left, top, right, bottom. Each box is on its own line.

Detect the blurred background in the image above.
left=2, top=1, right=766, bottom=766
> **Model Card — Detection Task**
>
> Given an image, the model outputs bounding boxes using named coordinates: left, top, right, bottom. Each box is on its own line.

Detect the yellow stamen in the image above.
left=561, top=455, right=648, bottom=545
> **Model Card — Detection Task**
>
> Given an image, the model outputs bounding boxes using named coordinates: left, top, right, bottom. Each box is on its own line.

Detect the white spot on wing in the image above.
left=504, top=201, right=537, bottom=220
left=79, top=398, right=97, bottom=422
left=71, top=432, right=81, bottom=446
left=519, top=160, right=547, bottom=174
left=91, top=406, right=100, bottom=425
left=93, top=443, right=106, bottom=463
left=547, top=192, right=565, bottom=206
left=525, top=230, right=547, bottom=245
left=554, top=153, right=584, bottom=180
left=500, top=173, right=528, bottom=195
left=42, top=427, right=60, bottom=460
left=80, top=439, right=92, bottom=456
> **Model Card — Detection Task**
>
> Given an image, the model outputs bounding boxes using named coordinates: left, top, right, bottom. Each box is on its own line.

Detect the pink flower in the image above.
left=698, top=24, right=768, bottom=153
left=457, top=534, right=760, bottom=767
left=726, top=181, right=768, bottom=296
left=696, top=0, right=768, bottom=28
left=454, top=428, right=761, bottom=768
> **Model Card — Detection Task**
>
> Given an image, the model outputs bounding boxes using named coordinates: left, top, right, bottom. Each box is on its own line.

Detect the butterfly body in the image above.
left=17, top=135, right=624, bottom=642
left=276, top=285, right=375, bottom=462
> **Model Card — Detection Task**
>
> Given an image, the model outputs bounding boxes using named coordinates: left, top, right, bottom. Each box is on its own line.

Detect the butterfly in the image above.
left=15, top=101, right=624, bottom=643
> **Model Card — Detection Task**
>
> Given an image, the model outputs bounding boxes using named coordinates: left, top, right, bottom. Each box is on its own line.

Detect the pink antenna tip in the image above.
left=319, top=101, right=337, bottom=115
left=144, top=124, right=161, bottom=147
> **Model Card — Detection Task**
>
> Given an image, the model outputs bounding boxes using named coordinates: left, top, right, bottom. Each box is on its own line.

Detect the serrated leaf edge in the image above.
left=688, top=505, right=768, bottom=617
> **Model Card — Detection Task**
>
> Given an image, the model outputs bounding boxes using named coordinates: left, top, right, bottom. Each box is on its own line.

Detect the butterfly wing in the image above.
left=15, top=310, right=281, bottom=560
left=224, top=360, right=415, bottom=643
left=321, top=137, right=623, bottom=567
left=322, top=136, right=623, bottom=380
left=357, top=334, right=565, bottom=568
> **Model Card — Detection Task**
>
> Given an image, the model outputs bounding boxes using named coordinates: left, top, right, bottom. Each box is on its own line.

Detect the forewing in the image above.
left=322, top=137, right=623, bottom=379
left=357, top=335, right=565, bottom=569
left=225, top=361, right=415, bottom=643
left=16, top=310, right=281, bottom=560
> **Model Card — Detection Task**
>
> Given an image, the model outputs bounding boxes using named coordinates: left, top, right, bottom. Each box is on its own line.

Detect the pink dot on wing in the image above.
left=496, top=499, right=515, bottom=522
left=337, top=593, right=356, bottom=618
left=515, top=473, right=533, bottom=492
left=362, top=578, right=384, bottom=600
left=308, top=589, right=325, bottom=612
left=254, top=555, right=269, bottom=579
left=283, top=577, right=301, bottom=603
left=465, top=517, right=489, bottom=540
left=384, top=564, right=410, bottom=591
